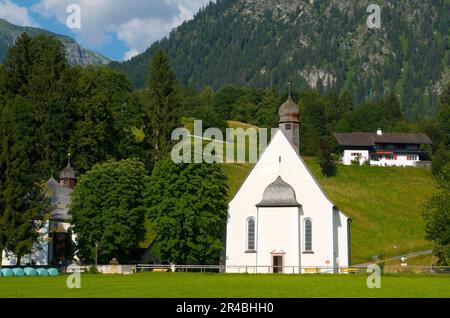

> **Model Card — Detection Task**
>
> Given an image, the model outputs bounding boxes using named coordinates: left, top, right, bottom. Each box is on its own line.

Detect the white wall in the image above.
left=226, top=130, right=349, bottom=273
left=370, top=154, right=419, bottom=167
left=2, top=221, right=50, bottom=266
left=256, top=207, right=300, bottom=274
left=1, top=221, right=72, bottom=266
left=342, top=150, right=369, bottom=165
left=342, top=149, right=421, bottom=167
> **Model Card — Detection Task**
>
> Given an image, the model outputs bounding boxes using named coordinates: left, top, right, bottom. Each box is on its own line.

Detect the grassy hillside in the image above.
left=222, top=159, right=437, bottom=264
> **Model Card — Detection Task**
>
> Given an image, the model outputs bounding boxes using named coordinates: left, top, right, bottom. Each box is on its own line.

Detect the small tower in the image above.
left=279, top=84, right=300, bottom=154
left=59, top=153, right=76, bottom=189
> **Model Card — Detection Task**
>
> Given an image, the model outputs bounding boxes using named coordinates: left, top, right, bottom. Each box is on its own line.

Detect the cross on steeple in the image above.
left=67, top=152, right=71, bottom=166
left=288, top=81, right=292, bottom=98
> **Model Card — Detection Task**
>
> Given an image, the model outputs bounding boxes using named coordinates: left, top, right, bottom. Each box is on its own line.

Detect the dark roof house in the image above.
left=334, top=132, right=432, bottom=147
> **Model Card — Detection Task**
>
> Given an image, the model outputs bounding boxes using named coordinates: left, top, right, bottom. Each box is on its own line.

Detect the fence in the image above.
left=135, top=264, right=450, bottom=274
left=6, top=264, right=444, bottom=275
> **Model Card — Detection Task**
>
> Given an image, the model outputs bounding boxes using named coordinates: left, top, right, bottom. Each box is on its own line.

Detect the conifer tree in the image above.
left=320, top=140, right=337, bottom=177
left=3, top=34, right=72, bottom=177
left=0, top=97, right=50, bottom=265
left=143, top=49, right=182, bottom=162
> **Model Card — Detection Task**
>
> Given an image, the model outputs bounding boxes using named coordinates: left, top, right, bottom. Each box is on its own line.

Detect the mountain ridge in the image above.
left=0, top=18, right=110, bottom=66
left=112, top=0, right=449, bottom=118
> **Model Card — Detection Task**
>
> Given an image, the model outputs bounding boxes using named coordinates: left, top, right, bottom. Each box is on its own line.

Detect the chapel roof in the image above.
left=46, top=177, right=72, bottom=221
left=256, top=176, right=301, bottom=208
left=59, top=162, right=76, bottom=180
left=279, top=96, right=300, bottom=123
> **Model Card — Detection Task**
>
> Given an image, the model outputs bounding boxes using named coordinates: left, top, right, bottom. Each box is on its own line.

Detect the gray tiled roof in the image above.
left=46, top=177, right=72, bottom=221
left=60, top=163, right=76, bottom=180
left=334, top=132, right=432, bottom=147
left=256, top=176, right=301, bottom=208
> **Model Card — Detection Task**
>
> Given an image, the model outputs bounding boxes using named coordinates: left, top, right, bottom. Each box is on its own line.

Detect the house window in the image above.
left=247, top=217, right=256, bottom=251
left=304, top=219, right=313, bottom=252
left=285, top=124, right=292, bottom=130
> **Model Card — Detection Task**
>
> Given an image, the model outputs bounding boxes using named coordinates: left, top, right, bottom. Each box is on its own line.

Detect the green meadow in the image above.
left=0, top=273, right=448, bottom=298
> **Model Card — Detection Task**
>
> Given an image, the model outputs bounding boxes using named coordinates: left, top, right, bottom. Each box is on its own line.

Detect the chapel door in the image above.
left=273, top=256, right=283, bottom=273
left=52, top=232, right=71, bottom=265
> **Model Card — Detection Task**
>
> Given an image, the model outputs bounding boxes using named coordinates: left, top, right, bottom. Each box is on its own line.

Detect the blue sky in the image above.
left=0, top=0, right=213, bottom=61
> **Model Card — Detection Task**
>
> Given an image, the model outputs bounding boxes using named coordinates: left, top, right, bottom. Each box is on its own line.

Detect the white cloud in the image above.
left=123, top=48, right=139, bottom=61
left=33, top=0, right=214, bottom=60
left=0, top=0, right=38, bottom=27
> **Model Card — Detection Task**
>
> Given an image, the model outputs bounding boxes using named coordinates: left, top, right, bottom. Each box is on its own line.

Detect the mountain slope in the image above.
left=112, top=0, right=449, bottom=118
left=0, top=18, right=110, bottom=66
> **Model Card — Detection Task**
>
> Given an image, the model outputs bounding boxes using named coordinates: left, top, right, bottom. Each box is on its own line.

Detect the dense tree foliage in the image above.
left=0, top=96, right=50, bottom=265
left=432, top=84, right=450, bottom=176
left=112, top=0, right=449, bottom=119
left=320, top=140, right=337, bottom=177
left=422, top=164, right=450, bottom=265
left=68, top=66, right=149, bottom=173
left=69, top=159, right=148, bottom=264
left=3, top=34, right=73, bottom=176
left=145, top=157, right=228, bottom=264
left=0, top=35, right=152, bottom=263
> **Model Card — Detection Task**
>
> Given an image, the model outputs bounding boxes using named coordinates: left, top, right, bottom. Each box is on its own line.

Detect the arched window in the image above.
left=304, top=219, right=313, bottom=252
left=247, top=218, right=256, bottom=251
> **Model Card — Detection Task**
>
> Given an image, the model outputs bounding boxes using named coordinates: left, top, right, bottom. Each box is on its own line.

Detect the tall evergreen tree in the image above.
left=432, top=84, right=450, bottom=176
left=0, top=97, right=50, bottom=265
left=438, top=83, right=450, bottom=146
left=319, top=140, right=337, bottom=177
left=0, top=64, right=6, bottom=103
left=3, top=34, right=72, bottom=177
left=143, top=49, right=182, bottom=162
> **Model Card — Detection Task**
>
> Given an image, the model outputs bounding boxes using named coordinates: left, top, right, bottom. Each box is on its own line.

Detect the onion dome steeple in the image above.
left=59, top=153, right=76, bottom=189
left=279, top=82, right=300, bottom=154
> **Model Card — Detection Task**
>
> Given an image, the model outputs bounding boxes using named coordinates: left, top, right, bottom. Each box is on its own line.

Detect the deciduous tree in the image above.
left=422, top=164, right=450, bottom=265
left=145, top=157, right=228, bottom=264
left=69, top=159, right=148, bottom=263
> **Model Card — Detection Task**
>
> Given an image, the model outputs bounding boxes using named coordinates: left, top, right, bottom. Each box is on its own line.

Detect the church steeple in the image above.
left=279, top=83, right=300, bottom=154
left=59, top=153, right=76, bottom=189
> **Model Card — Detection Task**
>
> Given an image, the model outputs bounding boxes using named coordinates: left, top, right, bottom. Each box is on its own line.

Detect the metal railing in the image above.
left=135, top=264, right=450, bottom=274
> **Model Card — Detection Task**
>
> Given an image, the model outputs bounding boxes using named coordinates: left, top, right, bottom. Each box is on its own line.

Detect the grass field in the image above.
left=222, top=158, right=437, bottom=264
left=0, top=273, right=448, bottom=298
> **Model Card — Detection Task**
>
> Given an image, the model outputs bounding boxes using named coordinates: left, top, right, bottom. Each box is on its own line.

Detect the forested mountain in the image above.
left=0, top=18, right=110, bottom=66
left=112, top=0, right=449, bottom=119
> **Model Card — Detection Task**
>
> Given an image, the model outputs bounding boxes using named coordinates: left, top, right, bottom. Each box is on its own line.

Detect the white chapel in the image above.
left=225, top=95, right=351, bottom=274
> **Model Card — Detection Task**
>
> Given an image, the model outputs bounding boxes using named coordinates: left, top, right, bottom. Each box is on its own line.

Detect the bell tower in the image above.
left=279, top=83, right=300, bottom=154
left=59, top=153, right=77, bottom=189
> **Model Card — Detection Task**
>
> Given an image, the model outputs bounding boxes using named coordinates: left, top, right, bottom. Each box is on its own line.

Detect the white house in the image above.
left=335, top=130, right=432, bottom=167
left=1, top=159, right=76, bottom=266
left=225, top=96, right=351, bottom=274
